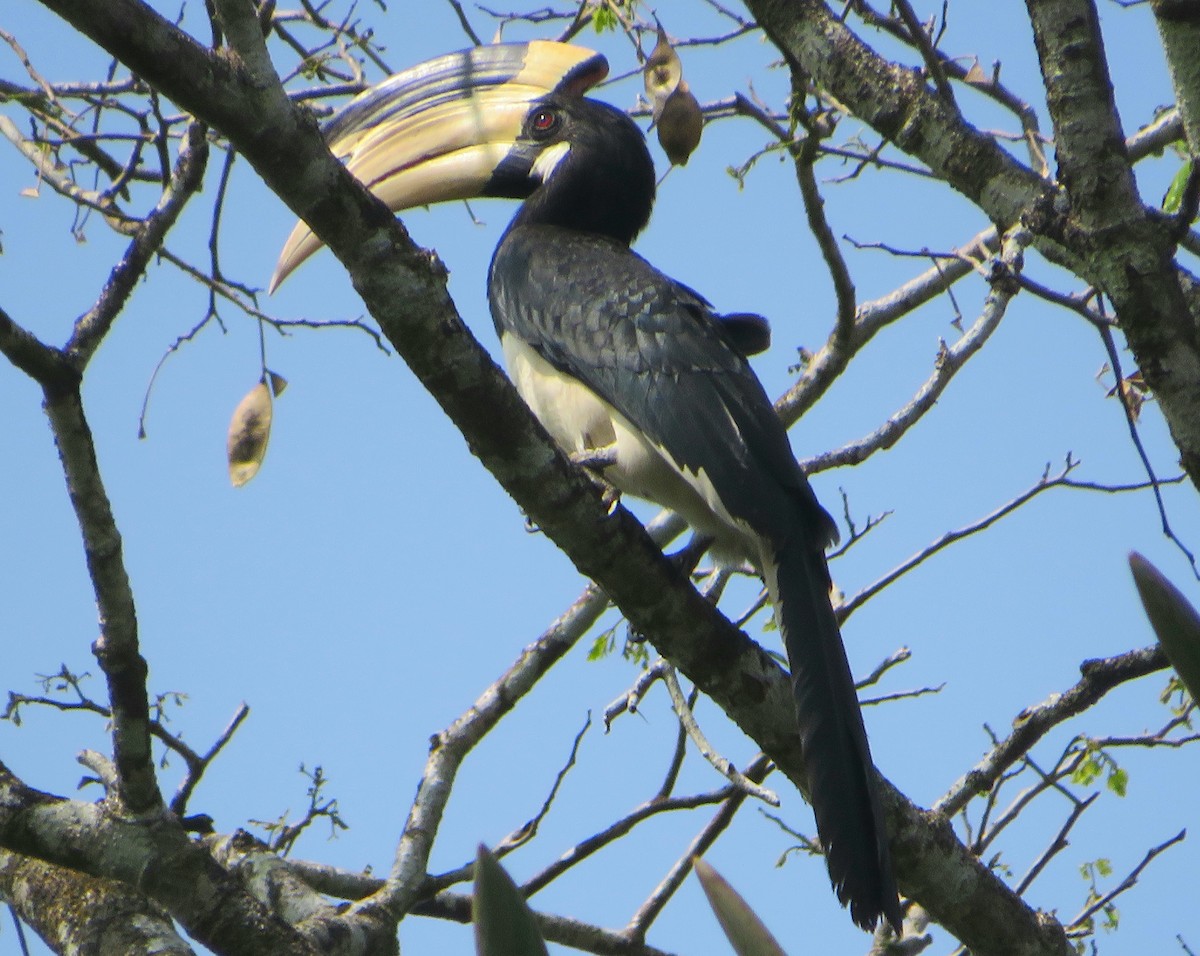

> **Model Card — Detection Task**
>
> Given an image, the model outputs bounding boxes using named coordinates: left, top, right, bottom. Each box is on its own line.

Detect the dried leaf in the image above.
left=267, top=370, right=289, bottom=397
left=20, top=186, right=39, bottom=198
left=694, top=858, right=788, bottom=956
left=644, top=26, right=682, bottom=104
left=964, top=58, right=987, bottom=85
left=1105, top=371, right=1149, bottom=422
left=656, top=84, right=703, bottom=166
left=227, top=380, right=274, bottom=487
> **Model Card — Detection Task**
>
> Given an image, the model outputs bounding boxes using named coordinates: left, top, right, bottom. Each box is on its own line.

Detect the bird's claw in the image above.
left=570, top=445, right=622, bottom=514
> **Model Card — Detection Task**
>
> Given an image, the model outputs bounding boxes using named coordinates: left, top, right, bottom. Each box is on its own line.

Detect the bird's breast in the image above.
left=501, top=333, right=617, bottom=454
left=500, top=333, right=755, bottom=559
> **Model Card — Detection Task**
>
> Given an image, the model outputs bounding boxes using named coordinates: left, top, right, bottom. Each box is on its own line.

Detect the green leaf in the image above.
left=1107, top=766, right=1128, bottom=798
left=587, top=630, right=614, bottom=661
left=694, top=857, right=789, bottom=956
left=473, top=845, right=548, bottom=956
left=1128, top=552, right=1200, bottom=703
left=1071, top=751, right=1101, bottom=787
left=1162, top=162, right=1191, bottom=213
left=592, top=5, right=616, bottom=33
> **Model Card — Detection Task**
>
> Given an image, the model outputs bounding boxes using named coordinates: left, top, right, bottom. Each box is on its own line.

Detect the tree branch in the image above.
left=41, top=382, right=160, bottom=816
left=1150, top=2, right=1200, bottom=167
left=65, top=120, right=210, bottom=366
left=369, top=582, right=607, bottom=921
left=1023, top=0, right=1200, bottom=492
left=0, top=850, right=194, bottom=955
left=806, top=226, right=1025, bottom=472
left=0, top=761, right=318, bottom=955
left=936, top=645, right=1169, bottom=817
left=0, top=304, right=73, bottom=386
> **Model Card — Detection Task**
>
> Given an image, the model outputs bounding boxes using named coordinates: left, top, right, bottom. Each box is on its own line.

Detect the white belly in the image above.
left=501, top=334, right=754, bottom=559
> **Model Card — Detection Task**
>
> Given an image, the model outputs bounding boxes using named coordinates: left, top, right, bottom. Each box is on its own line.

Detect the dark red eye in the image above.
left=531, top=109, right=558, bottom=134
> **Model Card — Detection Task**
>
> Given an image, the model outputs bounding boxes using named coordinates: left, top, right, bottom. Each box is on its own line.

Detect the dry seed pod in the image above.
left=644, top=26, right=683, bottom=106
left=643, top=26, right=702, bottom=165
left=656, top=83, right=703, bottom=166
left=227, top=379, right=274, bottom=487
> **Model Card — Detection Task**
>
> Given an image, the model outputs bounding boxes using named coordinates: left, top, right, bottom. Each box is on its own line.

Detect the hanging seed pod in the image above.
left=227, top=379, right=274, bottom=487
left=644, top=26, right=703, bottom=166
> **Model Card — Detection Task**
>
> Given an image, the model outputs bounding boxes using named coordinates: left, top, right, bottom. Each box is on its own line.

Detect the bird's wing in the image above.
left=490, top=225, right=832, bottom=544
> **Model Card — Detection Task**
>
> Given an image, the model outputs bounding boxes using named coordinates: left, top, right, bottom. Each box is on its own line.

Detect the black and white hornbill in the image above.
left=273, top=41, right=900, bottom=933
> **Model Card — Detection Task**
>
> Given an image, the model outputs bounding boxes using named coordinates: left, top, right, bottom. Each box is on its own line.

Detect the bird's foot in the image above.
left=570, top=445, right=621, bottom=513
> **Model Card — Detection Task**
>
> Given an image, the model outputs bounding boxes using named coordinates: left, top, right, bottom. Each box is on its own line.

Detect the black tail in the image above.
left=767, top=529, right=901, bottom=933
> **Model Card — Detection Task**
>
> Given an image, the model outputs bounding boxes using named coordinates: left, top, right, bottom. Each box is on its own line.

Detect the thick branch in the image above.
left=0, top=850, right=194, bottom=955
left=747, top=0, right=1050, bottom=226
left=0, top=304, right=74, bottom=386
left=1151, top=1, right=1200, bottom=159
left=41, top=382, right=160, bottom=816
left=0, top=761, right=317, bottom=956
left=1026, top=0, right=1200, bottom=491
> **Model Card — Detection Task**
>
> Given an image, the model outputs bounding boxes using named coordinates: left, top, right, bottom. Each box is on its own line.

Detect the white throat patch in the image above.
left=531, top=141, right=571, bottom=183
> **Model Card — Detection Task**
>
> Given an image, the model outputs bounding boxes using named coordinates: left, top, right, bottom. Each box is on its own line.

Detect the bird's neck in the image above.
left=511, top=149, right=654, bottom=247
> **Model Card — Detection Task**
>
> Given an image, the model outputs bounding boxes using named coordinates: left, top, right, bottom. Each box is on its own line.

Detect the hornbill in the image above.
left=273, top=41, right=901, bottom=933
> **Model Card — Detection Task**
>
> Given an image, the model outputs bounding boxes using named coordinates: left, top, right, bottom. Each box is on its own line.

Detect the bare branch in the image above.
left=1066, top=829, right=1187, bottom=932
left=809, top=227, right=1026, bottom=473
left=624, top=754, right=774, bottom=942
left=370, top=582, right=606, bottom=917
left=1014, top=792, right=1099, bottom=895
left=838, top=457, right=1184, bottom=622
left=66, top=120, right=209, bottom=366
left=0, top=304, right=74, bottom=386
left=661, top=666, right=779, bottom=806
left=937, top=645, right=1169, bottom=818
left=40, top=382, right=161, bottom=816
left=890, top=0, right=956, bottom=105
left=414, top=888, right=679, bottom=956
left=170, top=703, right=251, bottom=817
left=0, top=849, right=195, bottom=955
left=518, top=760, right=770, bottom=901
left=1093, top=314, right=1199, bottom=578
left=490, top=713, right=592, bottom=856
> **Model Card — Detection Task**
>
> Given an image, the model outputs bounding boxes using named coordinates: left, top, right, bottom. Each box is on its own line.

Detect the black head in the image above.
left=487, top=94, right=657, bottom=246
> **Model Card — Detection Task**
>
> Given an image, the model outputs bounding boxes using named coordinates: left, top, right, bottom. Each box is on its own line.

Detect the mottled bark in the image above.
left=0, top=761, right=318, bottom=955
left=0, top=850, right=194, bottom=956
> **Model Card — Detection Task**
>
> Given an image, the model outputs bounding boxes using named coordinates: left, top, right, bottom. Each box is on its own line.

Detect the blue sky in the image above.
left=2, top=1, right=1198, bottom=953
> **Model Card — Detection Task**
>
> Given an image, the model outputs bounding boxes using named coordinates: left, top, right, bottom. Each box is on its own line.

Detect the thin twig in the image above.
left=355, top=582, right=608, bottom=918
left=660, top=667, right=779, bottom=806
left=624, top=755, right=774, bottom=942
left=838, top=457, right=1185, bottom=622
left=1014, top=792, right=1098, bottom=895
left=1067, top=829, right=1187, bottom=931
left=1093, top=315, right=1199, bottom=579
left=936, top=644, right=1168, bottom=817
